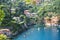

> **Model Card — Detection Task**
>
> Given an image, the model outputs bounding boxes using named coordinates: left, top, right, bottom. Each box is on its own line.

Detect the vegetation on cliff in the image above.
left=0, top=0, right=60, bottom=39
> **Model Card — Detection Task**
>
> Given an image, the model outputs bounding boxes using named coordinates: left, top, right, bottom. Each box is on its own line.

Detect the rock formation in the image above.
left=44, top=16, right=60, bottom=27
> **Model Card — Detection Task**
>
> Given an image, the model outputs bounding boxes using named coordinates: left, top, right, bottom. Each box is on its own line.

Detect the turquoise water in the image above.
left=13, top=27, right=60, bottom=40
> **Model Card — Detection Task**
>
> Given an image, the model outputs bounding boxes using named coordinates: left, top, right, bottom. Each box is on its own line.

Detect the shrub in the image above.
left=0, top=34, right=9, bottom=40
left=0, top=10, right=5, bottom=25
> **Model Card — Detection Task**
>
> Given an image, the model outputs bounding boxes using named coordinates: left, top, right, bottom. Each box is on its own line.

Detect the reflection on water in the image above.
left=13, top=26, right=60, bottom=40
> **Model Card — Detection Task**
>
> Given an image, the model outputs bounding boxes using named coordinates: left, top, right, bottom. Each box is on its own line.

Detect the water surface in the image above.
left=13, top=26, right=60, bottom=40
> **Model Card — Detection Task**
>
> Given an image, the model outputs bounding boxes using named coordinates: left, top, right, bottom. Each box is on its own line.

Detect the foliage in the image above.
left=24, top=0, right=36, bottom=5
left=15, top=2, right=32, bottom=16
left=0, top=34, right=9, bottom=40
left=0, top=9, right=5, bottom=25
left=37, top=0, right=60, bottom=19
left=24, top=0, right=31, bottom=4
left=0, top=0, right=60, bottom=35
left=27, top=0, right=60, bottom=24
left=0, top=5, right=12, bottom=26
left=12, top=15, right=26, bottom=24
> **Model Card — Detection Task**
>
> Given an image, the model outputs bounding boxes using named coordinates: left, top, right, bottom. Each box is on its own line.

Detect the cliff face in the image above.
left=44, top=16, right=60, bottom=26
